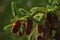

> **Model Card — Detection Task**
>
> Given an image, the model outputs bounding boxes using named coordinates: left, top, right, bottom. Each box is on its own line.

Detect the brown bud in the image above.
left=11, top=20, right=21, bottom=33
left=36, top=34, right=43, bottom=40
left=25, top=18, right=33, bottom=35
left=36, top=24, right=43, bottom=33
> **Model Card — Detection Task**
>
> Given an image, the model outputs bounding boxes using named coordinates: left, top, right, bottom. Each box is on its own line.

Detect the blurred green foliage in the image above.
left=0, top=0, right=60, bottom=40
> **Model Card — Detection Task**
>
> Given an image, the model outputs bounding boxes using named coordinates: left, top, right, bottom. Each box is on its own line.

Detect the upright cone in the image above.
left=11, top=20, right=21, bottom=33
left=43, top=12, right=52, bottom=40
left=25, top=18, right=33, bottom=35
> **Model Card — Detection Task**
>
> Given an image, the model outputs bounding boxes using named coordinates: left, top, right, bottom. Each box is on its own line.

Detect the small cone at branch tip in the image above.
left=46, top=13, right=52, bottom=30
left=36, top=24, right=44, bottom=33
left=46, top=12, right=58, bottom=30
left=45, top=12, right=53, bottom=38
left=11, top=20, right=21, bottom=33
left=25, top=18, right=33, bottom=35
left=36, top=34, right=43, bottom=40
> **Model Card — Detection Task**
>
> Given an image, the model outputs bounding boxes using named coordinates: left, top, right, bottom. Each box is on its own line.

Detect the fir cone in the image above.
left=46, top=12, right=58, bottom=30
left=11, top=20, right=21, bottom=33
left=25, top=18, right=33, bottom=35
